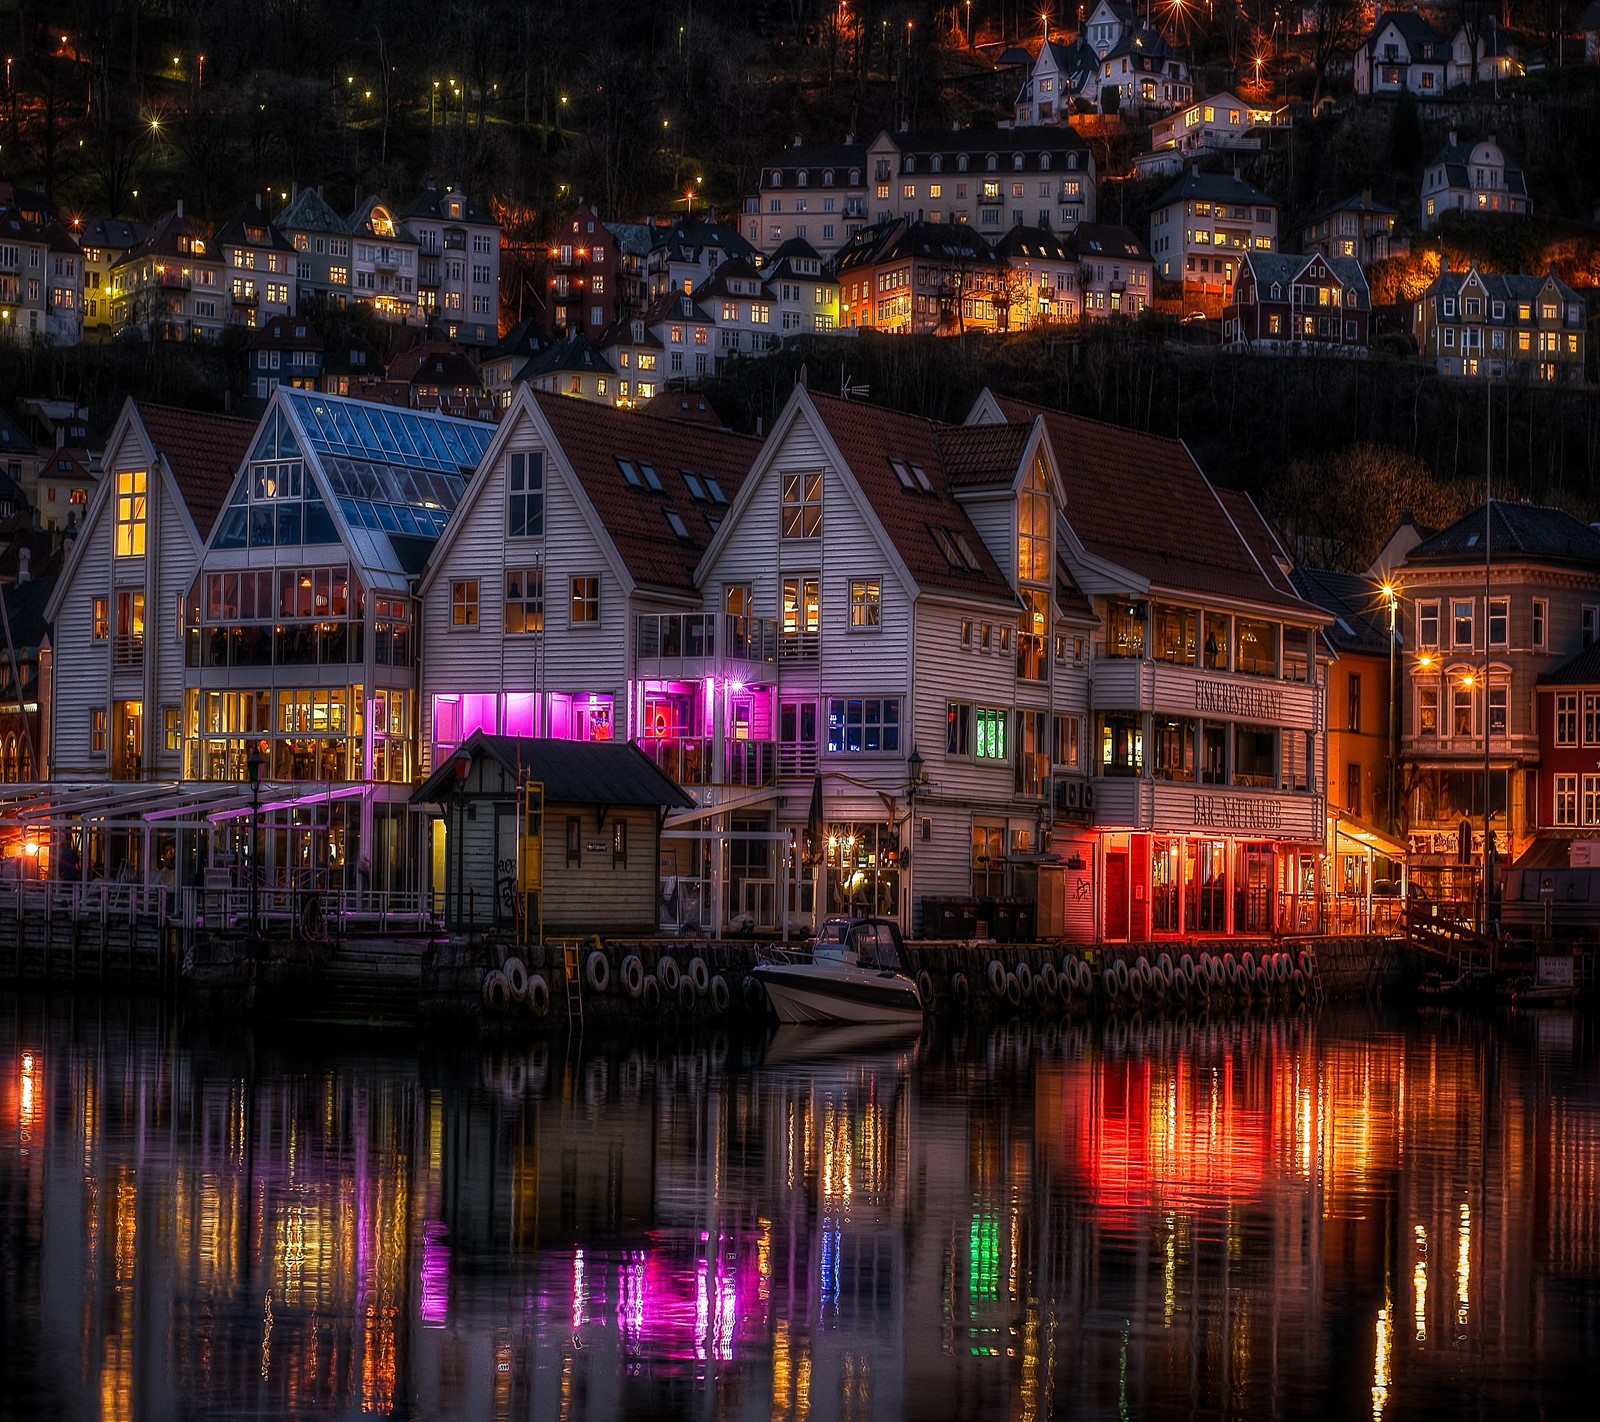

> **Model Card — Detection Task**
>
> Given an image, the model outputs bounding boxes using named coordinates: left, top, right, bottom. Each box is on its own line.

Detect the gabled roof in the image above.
left=1405, top=500, right=1600, bottom=567
left=649, top=217, right=759, bottom=266
left=644, top=290, right=714, bottom=325
left=992, top=224, right=1073, bottom=263
left=530, top=390, right=759, bottom=593
left=111, top=209, right=221, bottom=270
left=273, top=187, right=346, bottom=235
left=1239, top=251, right=1369, bottom=295
left=987, top=394, right=1321, bottom=616
left=0, top=405, right=37, bottom=457
left=596, top=316, right=664, bottom=352
left=803, top=392, right=1015, bottom=601
left=0, top=201, right=45, bottom=247
left=1154, top=166, right=1275, bottom=211
left=1055, top=554, right=1095, bottom=621
left=689, top=256, right=768, bottom=301
left=762, top=140, right=869, bottom=181
left=412, top=732, right=695, bottom=809
left=72, top=216, right=147, bottom=251
left=485, top=315, right=551, bottom=364
left=1290, top=565, right=1395, bottom=657
left=1214, top=488, right=1306, bottom=606
left=1365, top=11, right=1448, bottom=61
left=136, top=404, right=258, bottom=538
left=832, top=218, right=999, bottom=276
left=403, top=349, right=485, bottom=391
left=877, top=125, right=1091, bottom=160
left=604, top=220, right=656, bottom=258
left=214, top=204, right=296, bottom=253
left=1421, top=265, right=1575, bottom=307
left=1064, top=223, right=1151, bottom=262
left=251, top=315, right=325, bottom=351
left=398, top=183, right=496, bottom=227
left=1, top=574, right=54, bottom=652
left=518, top=330, right=613, bottom=379
left=934, top=422, right=1034, bottom=488
left=346, top=195, right=418, bottom=244
left=1539, top=642, right=1600, bottom=688
left=636, top=393, right=724, bottom=427
left=43, top=220, right=82, bottom=257
left=1301, top=191, right=1399, bottom=227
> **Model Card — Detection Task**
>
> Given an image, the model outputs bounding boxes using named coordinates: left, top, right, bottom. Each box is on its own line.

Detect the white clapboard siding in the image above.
left=420, top=417, right=631, bottom=767
left=153, top=465, right=201, bottom=773
left=50, top=503, right=114, bottom=776
left=961, top=491, right=1017, bottom=587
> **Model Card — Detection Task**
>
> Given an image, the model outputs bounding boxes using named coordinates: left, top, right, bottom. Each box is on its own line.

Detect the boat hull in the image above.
left=751, top=963, right=923, bottom=1025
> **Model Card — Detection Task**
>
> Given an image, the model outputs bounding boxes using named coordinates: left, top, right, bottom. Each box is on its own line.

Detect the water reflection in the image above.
left=2, top=1003, right=1599, bottom=1420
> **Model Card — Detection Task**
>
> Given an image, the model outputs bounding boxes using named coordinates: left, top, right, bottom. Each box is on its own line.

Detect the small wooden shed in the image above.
left=413, top=733, right=695, bottom=938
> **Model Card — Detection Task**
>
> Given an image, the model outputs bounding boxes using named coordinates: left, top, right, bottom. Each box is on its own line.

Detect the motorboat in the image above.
left=750, top=916, right=924, bottom=1025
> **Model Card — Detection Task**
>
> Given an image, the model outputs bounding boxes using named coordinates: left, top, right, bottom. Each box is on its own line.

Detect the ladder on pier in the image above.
left=560, top=940, right=584, bottom=1027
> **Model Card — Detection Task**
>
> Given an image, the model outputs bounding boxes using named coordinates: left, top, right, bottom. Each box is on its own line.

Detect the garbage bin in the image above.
left=1012, top=899, right=1035, bottom=942
left=957, top=898, right=980, bottom=938
left=921, top=897, right=959, bottom=938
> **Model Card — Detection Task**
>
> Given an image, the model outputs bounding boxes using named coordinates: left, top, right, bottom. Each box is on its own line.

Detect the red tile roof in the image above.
left=1213, top=488, right=1312, bottom=606
left=533, top=392, right=761, bottom=593
left=136, top=404, right=257, bottom=539
left=994, top=395, right=1318, bottom=616
left=804, top=392, right=1018, bottom=603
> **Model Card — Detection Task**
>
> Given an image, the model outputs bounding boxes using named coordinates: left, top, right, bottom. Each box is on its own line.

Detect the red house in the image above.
left=1534, top=646, right=1600, bottom=836
left=1223, top=252, right=1372, bottom=355
left=546, top=201, right=622, bottom=341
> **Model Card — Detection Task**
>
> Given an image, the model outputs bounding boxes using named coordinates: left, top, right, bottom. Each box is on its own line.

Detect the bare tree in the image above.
left=1306, top=0, right=1364, bottom=108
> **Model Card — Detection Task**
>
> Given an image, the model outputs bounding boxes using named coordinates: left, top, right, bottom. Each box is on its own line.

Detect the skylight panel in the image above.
left=683, top=472, right=707, bottom=501
left=889, top=458, right=916, bottom=489
left=704, top=477, right=727, bottom=505
left=931, top=526, right=961, bottom=567
left=617, top=457, right=643, bottom=487
left=908, top=461, right=933, bottom=492
left=640, top=462, right=664, bottom=491
left=664, top=508, right=691, bottom=540
left=953, top=531, right=981, bottom=571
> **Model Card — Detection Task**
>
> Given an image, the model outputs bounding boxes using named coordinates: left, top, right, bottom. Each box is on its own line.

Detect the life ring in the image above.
left=708, top=973, right=731, bottom=1014
left=504, top=956, right=529, bottom=1002
left=620, top=954, right=645, bottom=999
left=1039, top=962, right=1059, bottom=999
left=678, top=975, right=698, bottom=1011
left=482, top=969, right=510, bottom=1013
left=988, top=960, right=1008, bottom=998
left=916, top=969, right=936, bottom=1006
left=656, top=955, right=681, bottom=991
left=1005, top=971, right=1024, bottom=1008
left=585, top=950, right=611, bottom=993
left=687, top=955, right=710, bottom=996
left=1014, top=962, right=1034, bottom=999
left=641, top=974, right=662, bottom=1012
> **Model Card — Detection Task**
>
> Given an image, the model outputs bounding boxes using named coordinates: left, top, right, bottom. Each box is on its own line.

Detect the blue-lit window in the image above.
left=508, top=452, right=544, bottom=537
left=825, top=697, right=900, bottom=754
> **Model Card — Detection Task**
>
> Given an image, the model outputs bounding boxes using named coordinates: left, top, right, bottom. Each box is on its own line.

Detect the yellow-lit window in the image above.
left=115, top=469, right=146, bottom=557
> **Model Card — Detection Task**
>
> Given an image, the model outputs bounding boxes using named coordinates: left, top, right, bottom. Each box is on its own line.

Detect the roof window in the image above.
left=664, top=508, right=691, bottom=540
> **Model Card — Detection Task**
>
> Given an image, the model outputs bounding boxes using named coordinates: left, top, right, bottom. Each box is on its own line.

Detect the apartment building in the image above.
left=74, top=217, right=146, bottom=330
left=1299, top=192, right=1399, bottom=264
left=1420, top=132, right=1531, bottom=229
left=746, top=140, right=869, bottom=259
left=346, top=197, right=421, bottom=324
left=547, top=201, right=624, bottom=339
left=834, top=219, right=1004, bottom=335
left=274, top=188, right=352, bottom=311
left=1149, top=165, right=1279, bottom=304
left=400, top=183, right=500, bottom=347
left=1400, top=502, right=1600, bottom=894
left=211, top=204, right=297, bottom=330
left=1223, top=252, right=1372, bottom=356
left=109, top=206, right=227, bottom=343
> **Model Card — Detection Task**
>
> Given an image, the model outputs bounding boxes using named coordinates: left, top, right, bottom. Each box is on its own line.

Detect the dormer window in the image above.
left=823, top=169, right=835, bottom=186
left=771, top=171, right=782, bottom=187
left=931, top=155, right=942, bottom=173
left=986, top=154, right=997, bottom=171
left=849, top=168, right=860, bottom=184
left=904, top=157, right=915, bottom=173
left=1013, top=154, right=1024, bottom=170
left=797, top=170, right=808, bottom=186
left=957, top=155, right=968, bottom=172
left=1040, top=153, right=1051, bottom=170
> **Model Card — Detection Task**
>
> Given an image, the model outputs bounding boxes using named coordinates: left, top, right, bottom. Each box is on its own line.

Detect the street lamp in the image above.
left=1379, top=580, right=1400, bottom=833
left=904, top=747, right=924, bottom=928
left=246, top=744, right=266, bottom=941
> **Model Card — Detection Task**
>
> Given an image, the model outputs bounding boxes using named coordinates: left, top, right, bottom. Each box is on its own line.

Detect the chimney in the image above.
left=255, top=192, right=263, bottom=211
left=292, top=182, right=300, bottom=202
left=1361, top=188, right=1372, bottom=210
left=176, top=197, right=184, bottom=218
left=1486, top=132, right=1496, bottom=148
left=1447, top=129, right=1457, bottom=148
left=17, top=546, right=29, bottom=584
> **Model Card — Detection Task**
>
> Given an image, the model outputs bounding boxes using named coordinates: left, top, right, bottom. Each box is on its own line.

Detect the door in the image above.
left=1104, top=852, right=1129, bottom=941
left=494, top=806, right=519, bottom=927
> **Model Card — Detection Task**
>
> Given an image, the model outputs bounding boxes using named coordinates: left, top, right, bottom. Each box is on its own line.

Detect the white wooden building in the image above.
left=44, top=400, right=257, bottom=874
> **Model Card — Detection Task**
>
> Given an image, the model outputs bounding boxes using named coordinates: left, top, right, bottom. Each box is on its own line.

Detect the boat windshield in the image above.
left=814, top=920, right=901, bottom=970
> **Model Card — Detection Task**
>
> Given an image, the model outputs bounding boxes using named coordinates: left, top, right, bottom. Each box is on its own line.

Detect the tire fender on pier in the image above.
left=585, top=950, right=611, bottom=994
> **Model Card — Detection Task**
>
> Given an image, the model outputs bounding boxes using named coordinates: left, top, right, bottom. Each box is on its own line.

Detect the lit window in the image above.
left=505, top=568, right=544, bottom=634
left=115, top=469, right=147, bottom=557
left=570, top=575, right=600, bottom=624
left=450, top=579, right=479, bottom=628
left=849, top=578, right=881, bottom=628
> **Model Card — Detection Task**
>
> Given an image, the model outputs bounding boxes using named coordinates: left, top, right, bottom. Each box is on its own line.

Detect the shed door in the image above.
left=495, top=807, right=519, bottom=927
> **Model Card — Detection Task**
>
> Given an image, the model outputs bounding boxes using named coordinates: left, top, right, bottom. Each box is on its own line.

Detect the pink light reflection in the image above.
left=420, top=1221, right=450, bottom=1328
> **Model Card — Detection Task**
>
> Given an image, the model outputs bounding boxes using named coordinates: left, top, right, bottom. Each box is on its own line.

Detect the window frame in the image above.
left=506, top=451, right=544, bottom=538
left=569, top=575, right=601, bottom=626
left=449, top=578, right=480, bottom=629
left=848, top=577, right=882, bottom=630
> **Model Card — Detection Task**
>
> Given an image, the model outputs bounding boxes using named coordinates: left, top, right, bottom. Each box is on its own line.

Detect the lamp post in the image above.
left=246, top=745, right=266, bottom=941
left=904, top=747, right=924, bottom=929
left=1380, top=581, right=1399, bottom=834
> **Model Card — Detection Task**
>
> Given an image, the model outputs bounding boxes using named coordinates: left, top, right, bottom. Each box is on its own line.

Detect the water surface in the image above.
left=2, top=999, right=1597, bottom=1420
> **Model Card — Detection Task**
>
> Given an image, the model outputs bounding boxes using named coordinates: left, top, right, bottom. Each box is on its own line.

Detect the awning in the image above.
left=665, top=787, right=785, bottom=827
left=1511, top=836, right=1588, bottom=871
left=1330, top=812, right=1407, bottom=860
left=0, top=779, right=373, bottom=826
